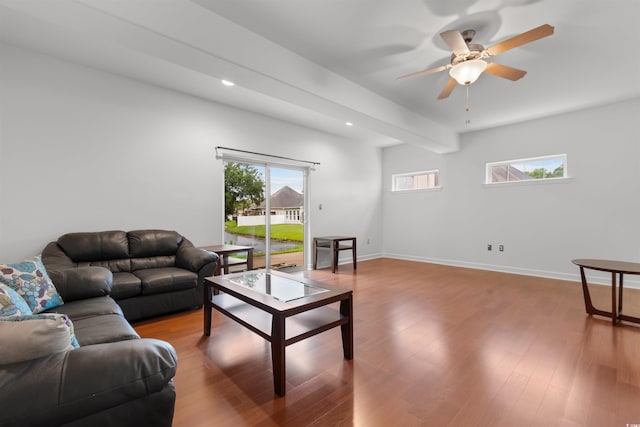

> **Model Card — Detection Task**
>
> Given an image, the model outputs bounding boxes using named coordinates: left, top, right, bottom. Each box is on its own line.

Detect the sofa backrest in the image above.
left=54, top=230, right=186, bottom=272
left=128, top=230, right=183, bottom=257
left=58, top=231, right=129, bottom=262
left=128, top=230, right=183, bottom=271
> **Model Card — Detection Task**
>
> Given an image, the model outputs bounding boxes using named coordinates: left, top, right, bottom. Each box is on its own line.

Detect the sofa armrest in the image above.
left=0, top=338, right=177, bottom=427
left=176, top=246, right=219, bottom=272
left=41, top=241, right=75, bottom=270
left=48, top=266, right=113, bottom=302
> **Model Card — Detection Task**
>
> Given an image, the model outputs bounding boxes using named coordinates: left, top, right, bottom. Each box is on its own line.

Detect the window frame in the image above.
left=391, top=169, right=441, bottom=192
left=485, top=154, right=568, bottom=185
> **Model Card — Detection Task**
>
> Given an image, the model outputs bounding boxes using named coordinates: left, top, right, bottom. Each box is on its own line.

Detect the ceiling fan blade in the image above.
left=486, top=24, right=554, bottom=57
left=438, top=77, right=457, bottom=100
left=397, top=64, right=448, bottom=80
left=484, top=62, right=527, bottom=81
left=440, top=30, right=470, bottom=55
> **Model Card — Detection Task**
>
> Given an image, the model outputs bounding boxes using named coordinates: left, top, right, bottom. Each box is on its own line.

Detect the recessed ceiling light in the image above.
left=345, top=122, right=353, bottom=126
left=221, top=79, right=235, bottom=87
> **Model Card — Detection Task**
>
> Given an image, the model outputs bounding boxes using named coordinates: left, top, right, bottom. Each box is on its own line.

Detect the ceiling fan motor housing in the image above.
left=451, top=43, right=485, bottom=66
left=461, top=29, right=476, bottom=43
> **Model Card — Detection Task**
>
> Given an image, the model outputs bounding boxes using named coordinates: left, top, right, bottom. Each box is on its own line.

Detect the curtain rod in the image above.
left=215, top=146, right=320, bottom=166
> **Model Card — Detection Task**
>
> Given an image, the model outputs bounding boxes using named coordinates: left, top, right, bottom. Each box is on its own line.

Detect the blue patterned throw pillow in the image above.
left=0, top=256, right=63, bottom=314
left=0, top=283, right=32, bottom=317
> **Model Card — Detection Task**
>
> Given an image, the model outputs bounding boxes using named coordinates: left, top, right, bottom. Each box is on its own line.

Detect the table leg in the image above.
left=618, top=273, right=624, bottom=319
left=331, top=240, right=337, bottom=273
left=247, top=249, right=254, bottom=271
left=579, top=267, right=596, bottom=315
left=340, top=295, right=354, bottom=359
left=203, top=284, right=212, bottom=336
left=313, top=238, right=318, bottom=270
left=611, top=272, right=617, bottom=325
left=223, top=254, right=230, bottom=274
left=352, top=238, right=357, bottom=270
left=271, top=314, right=286, bottom=396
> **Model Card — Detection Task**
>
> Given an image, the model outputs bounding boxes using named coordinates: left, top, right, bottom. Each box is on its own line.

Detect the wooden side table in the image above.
left=201, top=244, right=254, bottom=275
left=572, top=258, right=640, bottom=325
left=313, top=236, right=356, bottom=273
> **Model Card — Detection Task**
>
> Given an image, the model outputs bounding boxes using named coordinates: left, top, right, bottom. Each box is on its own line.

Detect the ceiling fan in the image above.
left=398, top=24, right=554, bottom=100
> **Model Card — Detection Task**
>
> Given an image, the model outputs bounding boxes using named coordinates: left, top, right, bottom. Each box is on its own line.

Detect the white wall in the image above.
left=0, top=44, right=383, bottom=263
left=382, top=97, right=640, bottom=284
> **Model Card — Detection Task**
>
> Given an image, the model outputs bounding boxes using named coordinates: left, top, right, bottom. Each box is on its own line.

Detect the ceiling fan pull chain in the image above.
left=465, top=86, right=470, bottom=112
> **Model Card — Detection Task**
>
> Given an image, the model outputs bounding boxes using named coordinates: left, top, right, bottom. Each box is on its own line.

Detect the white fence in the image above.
left=237, top=215, right=286, bottom=226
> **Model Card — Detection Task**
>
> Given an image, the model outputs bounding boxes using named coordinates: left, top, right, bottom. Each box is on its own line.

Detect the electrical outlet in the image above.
left=499, top=245, right=504, bottom=252
left=487, top=244, right=492, bottom=251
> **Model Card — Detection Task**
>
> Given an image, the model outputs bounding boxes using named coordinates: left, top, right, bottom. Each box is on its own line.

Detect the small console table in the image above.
left=572, top=258, right=640, bottom=325
left=201, top=244, right=254, bottom=276
left=313, top=236, right=356, bottom=273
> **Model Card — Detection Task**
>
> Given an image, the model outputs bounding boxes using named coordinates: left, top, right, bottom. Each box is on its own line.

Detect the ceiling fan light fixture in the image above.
left=449, top=59, right=487, bottom=85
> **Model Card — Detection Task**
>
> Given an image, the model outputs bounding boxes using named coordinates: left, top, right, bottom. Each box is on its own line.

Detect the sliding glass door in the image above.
left=224, top=160, right=306, bottom=270
left=267, top=166, right=305, bottom=269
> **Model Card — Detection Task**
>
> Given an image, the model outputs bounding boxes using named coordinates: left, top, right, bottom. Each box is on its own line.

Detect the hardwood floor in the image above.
left=134, top=258, right=640, bottom=426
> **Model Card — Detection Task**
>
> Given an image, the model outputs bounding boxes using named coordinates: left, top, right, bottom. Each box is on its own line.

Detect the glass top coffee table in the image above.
left=203, top=269, right=353, bottom=396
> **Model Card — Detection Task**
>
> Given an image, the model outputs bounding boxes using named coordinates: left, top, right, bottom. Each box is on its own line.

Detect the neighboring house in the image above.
left=249, top=186, right=304, bottom=224
left=490, top=164, right=530, bottom=182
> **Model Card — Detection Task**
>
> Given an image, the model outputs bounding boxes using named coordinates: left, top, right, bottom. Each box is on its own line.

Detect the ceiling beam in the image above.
left=0, top=0, right=459, bottom=152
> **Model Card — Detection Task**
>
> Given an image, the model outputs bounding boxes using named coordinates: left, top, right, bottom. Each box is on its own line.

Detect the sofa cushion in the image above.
left=0, top=313, right=79, bottom=364
left=84, top=258, right=132, bottom=273
left=111, top=272, right=142, bottom=300
left=51, top=295, right=124, bottom=320
left=58, top=230, right=129, bottom=262
left=0, top=256, right=64, bottom=313
left=131, top=255, right=176, bottom=271
left=129, top=230, right=182, bottom=258
left=0, top=283, right=32, bottom=317
left=46, top=296, right=138, bottom=348
left=71, top=313, right=139, bottom=346
left=135, top=267, right=197, bottom=295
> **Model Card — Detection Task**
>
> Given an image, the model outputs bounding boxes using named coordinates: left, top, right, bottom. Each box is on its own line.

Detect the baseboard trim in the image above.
left=380, top=253, right=640, bottom=289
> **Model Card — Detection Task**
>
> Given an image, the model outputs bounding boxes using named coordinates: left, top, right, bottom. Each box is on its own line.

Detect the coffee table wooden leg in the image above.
left=271, top=314, right=286, bottom=396
left=340, top=295, right=353, bottom=359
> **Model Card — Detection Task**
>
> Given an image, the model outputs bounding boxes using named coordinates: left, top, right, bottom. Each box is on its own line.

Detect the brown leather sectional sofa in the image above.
left=0, top=230, right=218, bottom=427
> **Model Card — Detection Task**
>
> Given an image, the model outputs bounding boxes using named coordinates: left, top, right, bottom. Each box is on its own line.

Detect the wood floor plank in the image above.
left=134, top=258, right=640, bottom=426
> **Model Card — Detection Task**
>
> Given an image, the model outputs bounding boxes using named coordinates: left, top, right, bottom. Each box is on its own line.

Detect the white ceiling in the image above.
left=1, top=0, right=639, bottom=152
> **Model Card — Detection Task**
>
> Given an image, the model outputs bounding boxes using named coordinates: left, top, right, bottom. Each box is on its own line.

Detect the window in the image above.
left=486, top=154, right=567, bottom=184
left=392, top=170, right=440, bottom=191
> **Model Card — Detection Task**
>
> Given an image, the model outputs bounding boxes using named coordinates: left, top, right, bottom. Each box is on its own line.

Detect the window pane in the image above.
left=490, top=164, right=508, bottom=182
left=487, top=155, right=566, bottom=184
left=395, top=176, right=414, bottom=190
left=508, top=164, right=527, bottom=181
left=392, top=170, right=440, bottom=191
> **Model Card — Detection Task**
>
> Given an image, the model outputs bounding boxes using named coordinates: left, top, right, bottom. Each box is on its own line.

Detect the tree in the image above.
left=525, top=166, right=564, bottom=179
left=224, top=162, right=265, bottom=218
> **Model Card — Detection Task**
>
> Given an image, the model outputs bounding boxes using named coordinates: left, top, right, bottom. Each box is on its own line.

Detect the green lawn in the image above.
left=225, top=221, right=303, bottom=242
